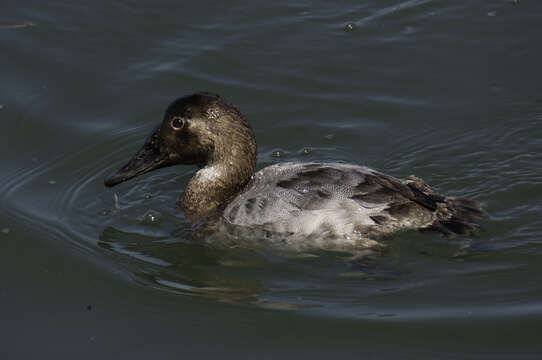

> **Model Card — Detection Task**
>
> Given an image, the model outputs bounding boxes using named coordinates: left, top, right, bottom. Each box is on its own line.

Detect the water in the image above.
left=2, top=0, right=542, bottom=358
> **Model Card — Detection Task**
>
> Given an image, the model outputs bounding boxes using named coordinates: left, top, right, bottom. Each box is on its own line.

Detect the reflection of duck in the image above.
left=105, top=92, right=483, bottom=246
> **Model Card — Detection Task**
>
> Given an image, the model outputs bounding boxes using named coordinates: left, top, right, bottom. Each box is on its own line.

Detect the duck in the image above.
left=104, top=92, right=484, bottom=249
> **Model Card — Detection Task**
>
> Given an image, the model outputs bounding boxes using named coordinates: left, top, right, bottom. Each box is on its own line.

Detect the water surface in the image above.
left=1, top=0, right=542, bottom=358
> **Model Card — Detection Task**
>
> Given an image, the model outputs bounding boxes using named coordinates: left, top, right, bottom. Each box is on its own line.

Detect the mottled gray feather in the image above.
left=222, top=162, right=483, bottom=248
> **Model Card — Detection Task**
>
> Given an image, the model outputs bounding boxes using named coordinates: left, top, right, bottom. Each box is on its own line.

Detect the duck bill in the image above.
left=104, top=129, right=171, bottom=187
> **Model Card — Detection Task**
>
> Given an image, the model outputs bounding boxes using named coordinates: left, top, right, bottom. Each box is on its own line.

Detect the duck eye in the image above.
left=171, top=116, right=185, bottom=130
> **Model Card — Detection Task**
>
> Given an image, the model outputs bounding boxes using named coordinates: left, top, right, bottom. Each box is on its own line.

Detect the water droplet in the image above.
left=271, top=150, right=284, bottom=158
left=48, top=180, right=56, bottom=185
left=300, top=148, right=311, bottom=155
left=487, top=11, right=496, bottom=17
left=324, top=134, right=335, bottom=140
left=1, top=228, right=10, bottom=234
left=139, top=210, right=163, bottom=226
left=143, top=193, right=152, bottom=200
left=98, top=209, right=111, bottom=216
left=343, top=23, right=356, bottom=32
left=114, top=193, right=120, bottom=210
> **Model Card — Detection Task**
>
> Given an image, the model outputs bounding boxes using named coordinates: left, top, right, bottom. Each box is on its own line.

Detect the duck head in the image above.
left=105, top=92, right=257, bottom=218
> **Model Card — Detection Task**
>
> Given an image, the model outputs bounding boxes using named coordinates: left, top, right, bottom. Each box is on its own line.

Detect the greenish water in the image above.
left=1, top=0, right=542, bottom=358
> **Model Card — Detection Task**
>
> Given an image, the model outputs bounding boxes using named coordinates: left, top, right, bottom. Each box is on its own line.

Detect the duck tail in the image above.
left=405, top=176, right=485, bottom=237
left=422, top=196, right=485, bottom=237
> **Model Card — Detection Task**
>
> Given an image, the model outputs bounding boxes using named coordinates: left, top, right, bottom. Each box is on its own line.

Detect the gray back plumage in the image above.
left=222, top=162, right=483, bottom=248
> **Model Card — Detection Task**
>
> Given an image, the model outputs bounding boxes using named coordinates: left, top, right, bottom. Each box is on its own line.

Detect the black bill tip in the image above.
left=104, top=173, right=125, bottom=187
left=103, top=125, right=171, bottom=188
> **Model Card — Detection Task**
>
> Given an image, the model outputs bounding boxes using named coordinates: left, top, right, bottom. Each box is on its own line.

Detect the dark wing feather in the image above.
left=348, top=172, right=437, bottom=211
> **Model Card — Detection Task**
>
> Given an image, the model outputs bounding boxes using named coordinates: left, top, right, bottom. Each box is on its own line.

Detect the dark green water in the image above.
left=2, top=0, right=542, bottom=358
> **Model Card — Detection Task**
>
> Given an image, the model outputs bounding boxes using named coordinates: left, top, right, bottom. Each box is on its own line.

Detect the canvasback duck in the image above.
left=104, top=92, right=483, bottom=248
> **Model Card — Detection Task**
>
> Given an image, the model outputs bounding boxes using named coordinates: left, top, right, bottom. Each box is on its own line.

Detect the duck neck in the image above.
left=180, top=135, right=257, bottom=220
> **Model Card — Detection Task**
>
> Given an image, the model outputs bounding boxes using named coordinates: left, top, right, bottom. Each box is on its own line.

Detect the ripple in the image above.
left=1, top=116, right=541, bottom=319
left=347, top=0, right=434, bottom=28
left=2, top=0, right=542, bottom=316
